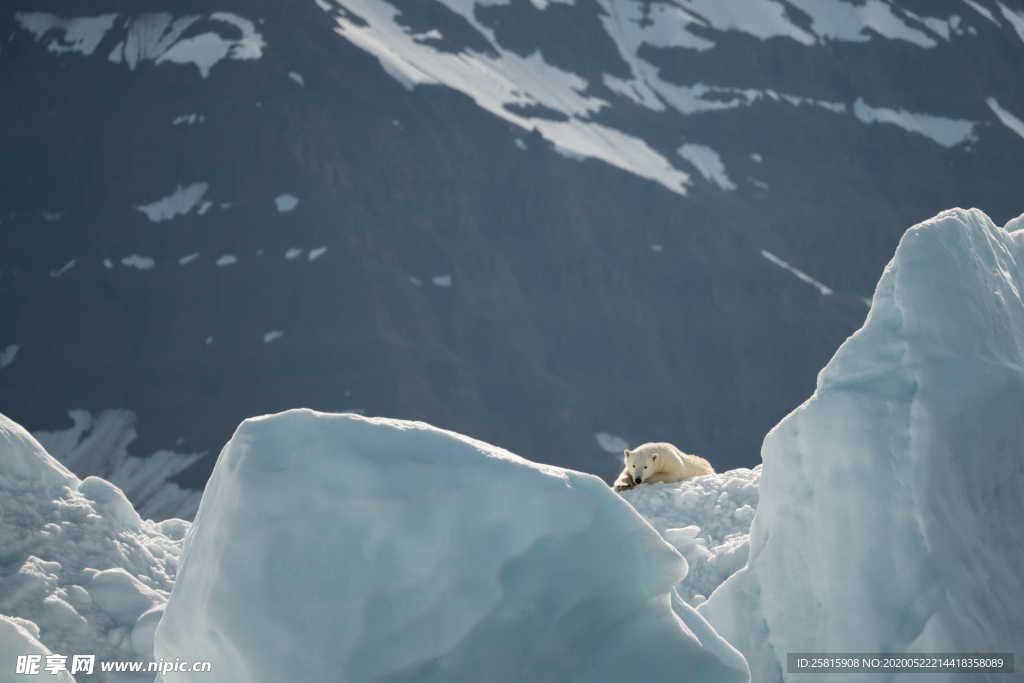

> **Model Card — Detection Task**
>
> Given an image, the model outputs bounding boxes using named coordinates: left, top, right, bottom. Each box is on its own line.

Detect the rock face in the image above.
left=2, top=1, right=1023, bottom=502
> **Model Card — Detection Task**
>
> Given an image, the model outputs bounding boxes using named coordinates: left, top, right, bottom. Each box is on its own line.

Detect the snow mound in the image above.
left=156, top=409, right=748, bottom=683
left=701, top=208, right=1024, bottom=682
left=622, top=466, right=761, bottom=606
left=0, top=413, right=188, bottom=678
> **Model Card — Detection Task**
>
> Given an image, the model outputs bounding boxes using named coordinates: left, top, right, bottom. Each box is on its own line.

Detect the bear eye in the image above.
left=644, top=465, right=648, bottom=469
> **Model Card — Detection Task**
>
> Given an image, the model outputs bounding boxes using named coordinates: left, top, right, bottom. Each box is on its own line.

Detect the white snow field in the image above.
left=622, top=467, right=761, bottom=608
left=156, top=409, right=749, bottom=683
left=0, top=413, right=189, bottom=679
left=701, top=208, right=1024, bottom=682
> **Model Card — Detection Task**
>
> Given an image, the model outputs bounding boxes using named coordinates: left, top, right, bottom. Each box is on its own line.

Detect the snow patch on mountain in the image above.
left=171, top=113, right=205, bottom=126
left=274, top=194, right=299, bottom=212
left=986, top=96, right=1024, bottom=141
left=326, top=0, right=691, bottom=194
left=0, top=345, right=21, bottom=370
left=999, top=2, right=1024, bottom=43
left=14, top=13, right=117, bottom=56
left=121, top=255, right=155, bottom=270
left=704, top=208, right=1024, bottom=683
left=33, top=409, right=202, bottom=521
left=49, top=259, right=76, bottom=279
left=678, top=144, right=736, bottom=191
left=964, top=0, right=999, bottom=26
left=853, top=98, right=976, bottom=147
left=760, top=250, right=833, bottom=296
left=136, top=183, right=210, bottom=222
left=16, top=12, right=265, bottom=78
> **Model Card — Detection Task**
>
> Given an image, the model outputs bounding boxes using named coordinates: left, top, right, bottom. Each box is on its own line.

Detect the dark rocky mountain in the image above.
left=2, top=0, right=1023, bottom=517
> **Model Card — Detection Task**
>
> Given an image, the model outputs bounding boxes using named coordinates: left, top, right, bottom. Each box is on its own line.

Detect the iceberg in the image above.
left=156, top=409, right=748, bottom=683
left=701, top=209, right=1024, bottom=682
left=0, top=413, right=187, bottom=674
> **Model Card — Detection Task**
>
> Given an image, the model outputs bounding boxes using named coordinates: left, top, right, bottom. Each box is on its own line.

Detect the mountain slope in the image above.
left=2, top=0, right=1022, bottom=514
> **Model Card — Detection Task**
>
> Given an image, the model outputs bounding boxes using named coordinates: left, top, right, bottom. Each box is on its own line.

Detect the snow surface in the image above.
left=136, top=183, right=209, bottom=223
left=171, top=114, right=204, bottom=126
left=1000, top=2, right=1024, bottom=43
left=0, top=616, right=74, bottom=682
left=760, top=250, right=833, bottom=296
left=319, top=0, right=983, bottom=195
left=678, top=143, right=736, bottom=191
left=0, top=344, right=21, bottom=369
left=121, top=255, right=155, bottom=270
left=0, top=413, right=188, bottom=679
left=986, top=96, right=1024, bottom=141
left=156, top=409, right=748, bottom=683
left=622, top=467, right=761, bottom=607
left=49, top=260, right=77, bottom=278
left=703, top=208, right=1024, bottom=683
left=274, top=194, right=299, bottom=213
left=15, top=12, right=265, bottom=78
left=34, top=409, right=202, bottom=521
left=14, top=13, right=118, bottom=56
left=852, top=98, right=976, bottom=147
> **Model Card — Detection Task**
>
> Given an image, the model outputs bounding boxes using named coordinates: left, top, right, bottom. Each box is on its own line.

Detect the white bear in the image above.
left=613, top=442, right=714, bottom=491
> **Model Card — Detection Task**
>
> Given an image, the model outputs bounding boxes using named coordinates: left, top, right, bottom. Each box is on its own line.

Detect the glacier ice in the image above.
left=0, top=413, right=187, bottom=674
left=701, top=208, right=1024, bottom=682
left=156, top=409, right=748, bottom=683
left=621, top=467, right=761, bottom=607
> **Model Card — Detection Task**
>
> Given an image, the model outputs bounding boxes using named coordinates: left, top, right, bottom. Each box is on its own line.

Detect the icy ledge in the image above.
left=701, top=208, right=1024, bottom=683
left=155, top=409, right=749, bottom=683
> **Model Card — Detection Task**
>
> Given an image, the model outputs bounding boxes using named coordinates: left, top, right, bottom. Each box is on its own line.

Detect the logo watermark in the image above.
left=15, top=654, right=212, bottom=676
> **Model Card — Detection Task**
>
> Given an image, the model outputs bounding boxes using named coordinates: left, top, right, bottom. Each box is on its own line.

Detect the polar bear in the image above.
left=612, top=442, right=714, bottom=491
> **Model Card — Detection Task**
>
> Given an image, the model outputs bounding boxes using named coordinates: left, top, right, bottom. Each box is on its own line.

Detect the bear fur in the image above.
left=612, top=442, right=714, bottom=491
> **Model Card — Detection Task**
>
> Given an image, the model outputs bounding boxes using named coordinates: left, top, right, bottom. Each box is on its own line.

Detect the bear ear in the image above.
left=623, top=449, right=631, bottom=460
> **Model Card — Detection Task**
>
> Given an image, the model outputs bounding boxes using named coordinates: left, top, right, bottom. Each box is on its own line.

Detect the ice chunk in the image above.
left=88, top=568, right=161, bottom=626
left=431, top=274, right=452, bottom=287
left=262, top=330, right=283, bottom=343
left=0, top=413, right=186, bottom=671
left=703, top=209, right=1024, bottom=683
left=156, top=410, right=748, bottom=683
left=307, top=246, right=327, bottom=261
left=622, top=467, right=761, bottom=605
left=216, top=254, right=237, bottom=267
left=0, top=616, right=74, bottom=682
